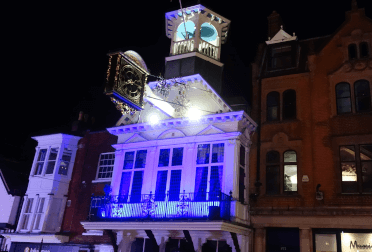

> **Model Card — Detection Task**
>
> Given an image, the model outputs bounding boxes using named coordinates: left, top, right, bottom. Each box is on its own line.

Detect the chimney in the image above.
left=267, top=11, right=284, bottom=39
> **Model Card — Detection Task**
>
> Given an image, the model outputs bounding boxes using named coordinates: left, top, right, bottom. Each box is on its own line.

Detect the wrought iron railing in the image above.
left=88, top=191, right=232, bottom=221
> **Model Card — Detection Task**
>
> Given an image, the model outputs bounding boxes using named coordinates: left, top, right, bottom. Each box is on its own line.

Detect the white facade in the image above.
left=0, top=170, right=21, bottom=227
left=4, top=134, right=81, bottom=248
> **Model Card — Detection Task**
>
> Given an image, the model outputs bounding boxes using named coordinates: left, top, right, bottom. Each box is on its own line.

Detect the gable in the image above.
left=197, top=125, right=225, bottom=136
left=157, top=129, right=186, bottom=139
left=125, top=133, right=148, bottom=143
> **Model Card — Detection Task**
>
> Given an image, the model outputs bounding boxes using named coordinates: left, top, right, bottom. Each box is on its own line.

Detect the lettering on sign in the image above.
left=350, top=241, right=372, bottom=250
left=24, top=247, right=51, bottom=252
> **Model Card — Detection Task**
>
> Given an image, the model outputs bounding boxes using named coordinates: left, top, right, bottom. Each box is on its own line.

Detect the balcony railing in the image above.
left=88, top=191, right=232, bottom=222
left=173, top=39, right=195, bottom=55
left=198, top=40, right=218, bottom=60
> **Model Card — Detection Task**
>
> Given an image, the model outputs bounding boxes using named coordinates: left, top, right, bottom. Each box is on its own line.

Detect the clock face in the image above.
left=118, top=65, right=143, bottom=101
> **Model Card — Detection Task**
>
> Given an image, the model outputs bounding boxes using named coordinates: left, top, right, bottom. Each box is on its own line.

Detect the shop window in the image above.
left=283, top=90, right=296, bottom=120
left=96, top=152, right=115, bottom=179
left=354, top=80, right=371, bottom=112
left=340, top=144, right=372, bottom=193
left=348, top=44, right=357, bottom=60
left=130, top=238, right=153, bottom=252
left=119, top=150, right=147, bottom=203
left=266, top=150, right=298, bottom=195
left=165, top=238, right=190, bottom=252
left=360, top=42, right=369, bottom=58
left=336, top=82, right=352, bottom=114
left=267, top=92, right=280, bottom=121
left=195, top=143, right=224, bottom=200
left=202, top=240, right=231, bottom=252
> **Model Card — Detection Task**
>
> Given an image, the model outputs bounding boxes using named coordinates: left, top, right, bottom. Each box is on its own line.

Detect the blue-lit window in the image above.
left=195, top=143, right=224, bottom=201
left=119, top=150, right=147, bottom=203
left=158, top=147, right=183, bottom=167
left=155, top=171, right=168, bottom=201
left=169, top=170, right=182, bottom=201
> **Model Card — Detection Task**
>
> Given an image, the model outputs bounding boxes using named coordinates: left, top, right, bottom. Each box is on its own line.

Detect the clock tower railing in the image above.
left=171, top=37, right=220, bottom=61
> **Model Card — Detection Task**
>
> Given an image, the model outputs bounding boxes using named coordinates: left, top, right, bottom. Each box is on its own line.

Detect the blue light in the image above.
left=176, top=21, right=195, bottom=40
left=200, top=23, right=217, bottom=43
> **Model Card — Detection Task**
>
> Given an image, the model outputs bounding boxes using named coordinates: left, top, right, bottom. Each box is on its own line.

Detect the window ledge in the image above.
left=92, top=178, right=112, bottom=184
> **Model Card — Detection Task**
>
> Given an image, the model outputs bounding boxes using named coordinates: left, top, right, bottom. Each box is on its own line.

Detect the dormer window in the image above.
left=269, top=45, right=292, bottom=69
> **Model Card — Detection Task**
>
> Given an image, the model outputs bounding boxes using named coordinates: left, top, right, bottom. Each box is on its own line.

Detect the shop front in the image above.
left=314, top=230, right=372, bottom=252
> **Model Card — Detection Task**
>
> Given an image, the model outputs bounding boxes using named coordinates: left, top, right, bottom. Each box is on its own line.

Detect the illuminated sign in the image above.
left=342, top=233, right=372, bottom=252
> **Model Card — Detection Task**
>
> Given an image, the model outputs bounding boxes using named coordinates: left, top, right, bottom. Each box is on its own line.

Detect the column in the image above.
left=254, top=228, right=265, bottom=252
left=300, top=228, right=311, bottom=252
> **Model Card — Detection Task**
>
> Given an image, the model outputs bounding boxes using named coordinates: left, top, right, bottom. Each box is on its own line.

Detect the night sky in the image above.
left=2, top=0, right=372, bottom=171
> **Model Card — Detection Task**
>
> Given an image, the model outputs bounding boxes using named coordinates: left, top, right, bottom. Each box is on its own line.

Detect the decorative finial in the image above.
left=351, top=0, right=358, bottom=10
left=280, top=25, right=283, bottom=30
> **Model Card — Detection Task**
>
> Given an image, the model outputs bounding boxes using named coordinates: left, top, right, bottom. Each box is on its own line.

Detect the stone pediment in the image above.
left=329, top=59, right=372, bottom=76
left=266, top=26, right=297, bottom=45
left=197, top=125, right=225, bottom=136
left=157, top=129, right=186, bottom=139
left=125, top=133, right=148, bottom=143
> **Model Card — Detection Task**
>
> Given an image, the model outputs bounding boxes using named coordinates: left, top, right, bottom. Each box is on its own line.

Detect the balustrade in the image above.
left=198, top=40, right=219, bottom=60
left=88, top=191, right=232, bottom=222
left=173, top=39, right=195, bottom=55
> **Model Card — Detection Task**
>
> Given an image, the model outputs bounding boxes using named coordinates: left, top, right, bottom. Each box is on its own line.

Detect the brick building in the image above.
left=249, top=1, right=372, bottom=252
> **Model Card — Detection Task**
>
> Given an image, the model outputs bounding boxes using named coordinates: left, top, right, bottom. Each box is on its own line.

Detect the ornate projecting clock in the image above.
left=104, top=50, right=149, bottom=114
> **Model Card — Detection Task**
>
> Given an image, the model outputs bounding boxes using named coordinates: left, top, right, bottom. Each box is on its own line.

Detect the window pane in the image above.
left=348, top=44, right=357, bottom=60
left=169, top=170, right=182, bottom=201
left=135, top=150, right=147, bottom=168
left=172, top=147, right=183, bottom=166
left=283, top=90, right=296, bottom=119
left=360, top=42, right=369, bottom=58
left=210, top=166, right=223, bottom=197
left=130, top=171, right=144, bottom=202
left=240, top=145, right=246, bottom=166
left=124, top=151, right=135, bottom=169
left=46, top=148, right=59, bottom=174
left=266, top=151, right=280, bottom=163
left=336, top=83, right=352, bottom=114
left=360, top=145, right=372, bottom=160
left=195, top=167, right=208, bottom=200
left=58, top=151, right=72, bottom=176
left=284, top=165, right=297, bottom=192
left=158, top=149, right=170, bottom=167
left=266, top=166, right=280, bottom=195
left=197, top=144, right=210, bottom=164
left=155, top=171, right=168, bottom=201
left=45, top=161, right=56, bottom=174
left=341, top=162, right=358, bottom=193
left=284, top=150, right=297, bottom=162
left=355, top=80, right=371, bottom=112
left=340, top=146, right=355, bottom=161
left=119, top=172, right=132, bottom=202
left=267, top=92, right=280, bottom=121
left=239, top=167, right=245, bottom=203
left=37, top=149, right=47, bottom=161
left=25, top=198, right=34, bottom=213
left=212, top=143, right=224, bottom=163
left=362, top=162, right=372, bottom=192
left=315, top=234, right=337, bottom=252
left=97, top=153, right=115, bottom=179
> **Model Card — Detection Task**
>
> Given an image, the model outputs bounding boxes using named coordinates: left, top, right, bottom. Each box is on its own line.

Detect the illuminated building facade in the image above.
left=249, top=2, right=372, bottom=252
left=4, top=4, right=257, bottom=252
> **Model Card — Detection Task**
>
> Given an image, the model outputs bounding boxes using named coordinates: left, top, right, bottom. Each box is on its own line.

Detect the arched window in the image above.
left=348, top=44, right=357, bottom=60
left=354, top=80, right=371, bottom=112
left=266, top=151, right=280, bottom=195
left=283, top=90, right=296, bottom=120
left=335, top=82, right=352, bottom=114
left=283, top=150, right=297, bottom=192
left=267, top=92, right=280, bottom=121
left=175, top=21, right=195, bottom=41
left=360, top=42, right=369, bottom=58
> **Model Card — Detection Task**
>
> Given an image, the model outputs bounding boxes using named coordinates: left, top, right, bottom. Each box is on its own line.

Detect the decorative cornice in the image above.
left=81, top=221, right=249, bottom=235
left=108, top=111, right=256, bottom=136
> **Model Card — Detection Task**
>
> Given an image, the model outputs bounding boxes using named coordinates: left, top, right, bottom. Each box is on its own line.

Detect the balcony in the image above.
left=171, top=38, right=219, bottom=61
left=87, top=191, right=232, bottom=222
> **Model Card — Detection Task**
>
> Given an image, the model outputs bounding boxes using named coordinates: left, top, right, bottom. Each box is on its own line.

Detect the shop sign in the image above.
left=341, top=233, right=372, bottom=252
left=10, top=242, right=80, bottom=252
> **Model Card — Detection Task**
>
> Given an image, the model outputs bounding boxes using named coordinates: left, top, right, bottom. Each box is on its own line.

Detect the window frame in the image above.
left=119, top=149, right=148, bottom=202
left=95, top=152, right=115, bottom=180
left=194, top=142, right=225, bottom=201
left=339, top=143, right=372, bottom=194
left=334, top=80, right=371, bottom=116
left=265, top=89, right=297, bottom=123
left=265, top=150, right=298, bottom=195
left=155, top=146, right=184, bottom=201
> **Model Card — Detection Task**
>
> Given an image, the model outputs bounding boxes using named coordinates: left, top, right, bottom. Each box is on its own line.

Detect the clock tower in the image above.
left=164, top=4, right=231, bottom=94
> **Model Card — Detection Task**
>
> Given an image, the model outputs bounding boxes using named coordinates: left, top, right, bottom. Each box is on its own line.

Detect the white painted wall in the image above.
left=0, top=175, right=21, bottom=225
